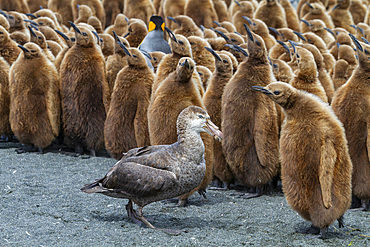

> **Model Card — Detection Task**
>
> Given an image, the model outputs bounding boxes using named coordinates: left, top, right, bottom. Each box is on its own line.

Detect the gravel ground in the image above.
left=0, top=142, right=369, bottom=246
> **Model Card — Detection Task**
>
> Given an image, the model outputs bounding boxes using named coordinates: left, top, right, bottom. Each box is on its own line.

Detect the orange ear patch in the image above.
left=148, top=21, right=156, bottom=32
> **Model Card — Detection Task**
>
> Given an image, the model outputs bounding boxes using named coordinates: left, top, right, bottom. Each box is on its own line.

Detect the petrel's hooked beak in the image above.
left=203, top=119, right=223, bottom=142
left=252, top=86, right=273, bottom=95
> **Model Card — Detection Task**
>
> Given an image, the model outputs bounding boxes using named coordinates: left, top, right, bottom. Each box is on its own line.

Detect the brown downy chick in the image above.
left=0, top=0, right=30, bottom=13
left=102, top=0, right=124, bottom=28
left=104, top=47, right=154, bottom=160
left=0, top=15, right=10, bottom=32
left=47, top=40, right=62, bottom=57
left=331, top=34, right=370, bottom=211
left=71, top=0, right=106, bottom=27
left=167, top=15, right=203, bottom=38
left=32, top=8, right=62, bottom=31
left=148, top=57, right=214, bottom=206
left=48, top=0, right=74, bottom=26
left=297, top=0, right=321, bottom=18
left=268, top=27, right=298, bottom=60
left=123, top=0, right=156, bottom=24
left=271, top=58, right=294, bottom=83
left=300, top=43, right=335, bottom=103
left=253, top=82, right=352, bottom=238
left=99, top=33, right=114, bottom=58
left=280, top=0, right=301, bottom=32
left=332, top=59, right=349, bottom=90
left=232, top=1, right=255, bottom=35
left=74, top=4, right=92, bottom=24
left=54, top=29, right=75, bottom=71
left=0, top=57, right=11, bottom=141
left=203, top=48, right=234, bottom=188
left=184, top=0, right=219, bottom=28
left=106, top=32, right=130, bottom=98
left=149, top=51, right=166, bottom=73
left=254, top=0, right=288, bottom=29
left=222, top=26, right=280, bottom=197
left=303, top=32, right=336, bottom=75
left=301, top=19, right=335, bottom=46
left=0, top=26, right=21, bottom=65
left=124, top=21, right=147, bottom=48
left=88, top=16, right=103, bottom=33
left=7, top=11, right=29, bottom=36
left=152, top=34, right=192, bottom=92
left=229, top=0, right=259, bottom=17
left=9, top=42, right=60, bottom=152
left=218, top=50, right=239, bottom=73
left=26, top=0, right=48, bottom=13
left=104, top=14, right=129, bottom=37
left=302, top=2, right=335, bottom=30
left=60, top=22, right=109, bottom=156
left=329, top=32, right=353, bottom=60
left=338, top=43, right=357, bottom=79
left=197, top=65, right=212, bottom=90
left=290, top=45, right=328, bottom=103
left=188, top=35, right=215, bottom=72
left=329, top=0, right=356, bottom=33
left=349, top=0, right=367, bottom=25
left=28, top=26, right=55, bottom=62
left=213, top=0, right=230, bottom=22
left=162, top=0, right=186, bottom=31
left=244, top=17, right=276, bottom=51
left=219, top=21, right=236, bottom=33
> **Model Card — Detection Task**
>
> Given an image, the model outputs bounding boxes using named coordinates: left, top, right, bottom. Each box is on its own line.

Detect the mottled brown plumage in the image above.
left=0, top=57, right=11, bottom=140
left=331, top=35, right=370, bottom=210
left=203, top=48, right=234, bottom=187
left=280, top=0, right=300, bottom=32
left=82, top=106, right=222, bottom=234
left=221, top=27, right=280, bottom=194
left=9, top=42, right=60, bottom=150
left=253, top=82, right=352, bottom=237
left=54, top=30, right=75, bottom=72
left=104, top=47, right=154, bottom=160
left=213, top=0, right=229, bottom=22
left=28, top=27, right=55, bottom=61
left=148, top=57, right=214, bottom=206
left=0, top=26, right=21, bottom=65
left=60, top=23, right=108, bottom=155
left=184, top=0, right=219, bottom=28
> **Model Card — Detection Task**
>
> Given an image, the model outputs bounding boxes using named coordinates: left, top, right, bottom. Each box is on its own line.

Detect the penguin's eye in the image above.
left=365, top=50, right=370, bottom=55
left=71, top=37, right=76, bottom=42
left=38, top=36, right=42, bottom=39
left=30, top=50, right=36, bottom=53
left=198, top=72, right=203, bottom=76
left=132, top=54, right=137, bottom=58
left=190, top=42, right=195, bottom=45
left=38, top=22, right=43, bottom=25
left=82, top=32, right=87, bottom=36
left=273, top=90, right=281, bottom=95
left=256, top=40, right=261, bottom=46
left=153, top=57, right=157, bottom=61
left=178, top=40, right=184, bottom=45
left=231, top=38, right=237, bottom=42
left=0, top=32, right=3, bottom=34
left=222, top=59, right=228, bottom=63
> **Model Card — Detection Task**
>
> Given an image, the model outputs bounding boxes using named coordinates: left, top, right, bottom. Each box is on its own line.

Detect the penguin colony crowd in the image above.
left=0, top=0, right=369, bottom=238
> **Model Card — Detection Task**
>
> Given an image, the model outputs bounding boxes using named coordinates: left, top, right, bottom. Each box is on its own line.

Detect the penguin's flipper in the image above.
left=319, top=138, right=336, bottom=209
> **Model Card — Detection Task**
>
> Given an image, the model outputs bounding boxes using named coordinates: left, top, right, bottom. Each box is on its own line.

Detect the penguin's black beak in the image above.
left=28, top=25, right=37, bottom=37
left=117, top=39, right=131, bottom=57
left=252, top=86, right=273, bottom=95
left=123, top=32, right=130, bottom=38
left=300, top=19, right=310, bottom=27
left=349, top=33, right=363, bottom=52
left=244, top=23, right=254, bottom=43
left=242, top=16, right=253, bottom=25
left=293, top=31, right=306, bottom=41
left=165, top=26, right=177, bottom=43
left=25, top=13, right=37, bottom=19
left=167, top=16, right=177, bottom=24
left=268, top=27, right=280, bottom=36
left=276, top=40, right=290, bottom=53
left=23, top=19, right=38, bottom=26
left=54, top=29, right=69, bottom=41
left=69, top=21, right=81, bottom=34
left=205, top=47, right=222, bottom=61
left=182, top=58, right=189, bottom=68
left=112, top=30, right=120, bottom=42
left=214, top=29, right=230, bottom=42
left=306, top=2, right=314, bottom=9
left=331, top=4, right=339, bottom=11
left=18, top=44, right=30, bottom=53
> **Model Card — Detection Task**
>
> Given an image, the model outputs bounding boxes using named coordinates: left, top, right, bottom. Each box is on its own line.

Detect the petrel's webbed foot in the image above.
left=125, top=200, right=142, bottom=225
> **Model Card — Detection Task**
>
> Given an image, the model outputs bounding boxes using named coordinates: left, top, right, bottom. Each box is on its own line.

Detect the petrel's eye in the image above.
left=198, top=114, right=204, bottom=119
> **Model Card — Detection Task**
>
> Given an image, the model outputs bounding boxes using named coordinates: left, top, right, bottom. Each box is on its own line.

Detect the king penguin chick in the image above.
left=254, top=0, right=288, bottom=30
left=152, top=33, right=191, bottom=93
left=213, top=0, right=230, bottom=22
left=0, top=57, right=11, bottom=141
left=102, top=0, right=124, bottom=28
left=81, top=106, right=222, bottom=235
left=149, top=51, right=166, bottom=73
left=301, top=19, right=335, bottom=46
left=196, top=65, right=212, bottom=90
left=9, top=42, right=60, bottom=152
left=48, top=0, right=74, bottom=26
left=71, top=0, right=106, bottom=27
left=289, top=45, right=328, bottom=103
left=54, top=29, right=75, bottom=72
left=244, top=17, right=276, bottom=51
left=329, top=0, right=356, bottom=33
left=184, top=0, right=219, bottom=28
left=106, top=32, right=130, bottom=98
left=104, top=47, right=155, bottom=160
left=270, top=58, right=294, bottom=83
left=87, top=16, right=103, bottom=33
left=280, top=0, right=301, bottom=32
left=302, top=2, right=335, bottom=30
left=123, top=0, right=156, bottom=24
left=148, top=57, right=215, bottom=206
left=104, top=14, right=129, bottom=37
left=338, top=44, right=358, bottom=79
left=124, top=20, right=148, bottom=48
left=28, top=26, right=55, bottom=62
left=74, top=4, right=93, bottom=24
left=0, top=0, right=30, bottom=13
left=203, top=47, right=235, bottom=188
left=332, top=59, right=349, bottom=90
left=60, top=22, right=109, bottom=156
left=349, top=0, right=367, bottom=25
left=188, top=35, right=215, bottom=72
left=167, top=15, right=203, bottom=38
left=162, top=0, right=186, bottom=31
left=252, top=82, right=352, bottom=238
left=331, top=35, right=370, bottom=211
left=232, top=1, right=255, bottom=35
left=0, top=26, right=21, bottom=65
left=221, top=25, right=280, bottom=197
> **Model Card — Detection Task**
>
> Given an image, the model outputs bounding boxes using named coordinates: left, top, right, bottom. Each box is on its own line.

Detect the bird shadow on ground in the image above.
left=293, top=221, right=356, bottom=240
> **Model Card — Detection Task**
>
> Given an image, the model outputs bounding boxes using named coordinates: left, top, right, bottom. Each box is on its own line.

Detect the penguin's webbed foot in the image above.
left=16, top=144, right=38, bottom=154
left=337, top=215, right=344, bottom=228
